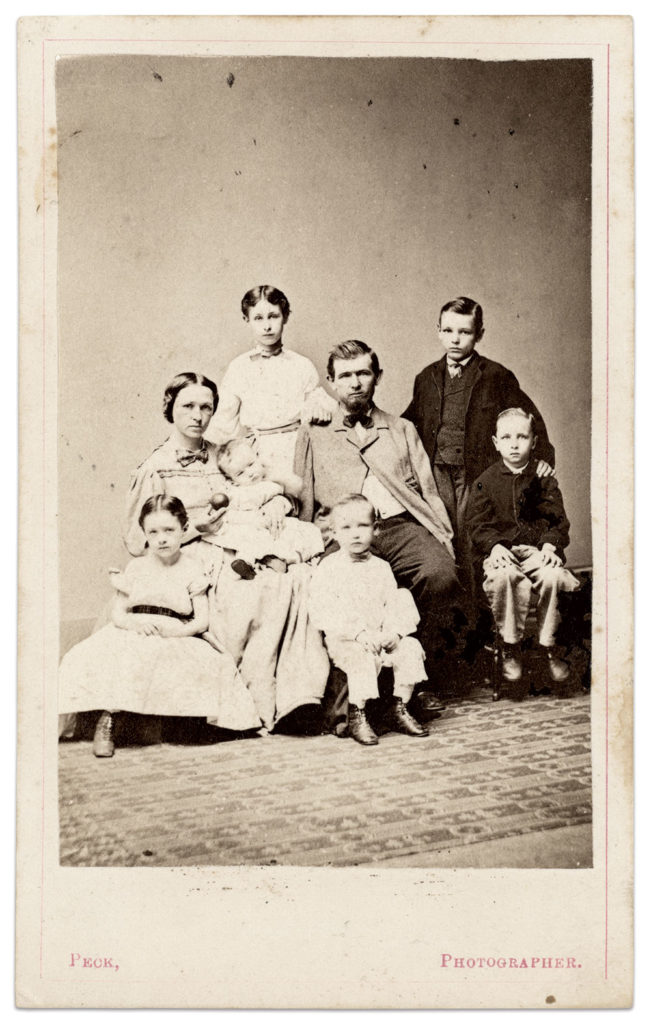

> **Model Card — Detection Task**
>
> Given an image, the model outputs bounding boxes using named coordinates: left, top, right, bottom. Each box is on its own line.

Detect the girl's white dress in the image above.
left=58, top=551, right=261, bottom=729
left=206, top=345, right=326, bottom=476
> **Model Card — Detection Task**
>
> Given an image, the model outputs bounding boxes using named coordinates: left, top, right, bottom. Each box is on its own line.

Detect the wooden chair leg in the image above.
left=491, top=644, right=502, bottom=701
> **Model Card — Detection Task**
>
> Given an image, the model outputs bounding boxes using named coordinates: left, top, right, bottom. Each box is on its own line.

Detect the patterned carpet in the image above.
left=58, top=686, right=592, bottom=868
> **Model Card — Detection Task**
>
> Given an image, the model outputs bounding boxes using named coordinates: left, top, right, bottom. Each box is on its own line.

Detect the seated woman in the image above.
left=123, top=372, right=329, bottom=732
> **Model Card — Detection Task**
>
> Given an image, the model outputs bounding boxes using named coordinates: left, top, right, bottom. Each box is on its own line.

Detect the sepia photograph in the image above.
left=16, top=14, right=633, bottom=1009
left=54, top=48, right=595, bottom=869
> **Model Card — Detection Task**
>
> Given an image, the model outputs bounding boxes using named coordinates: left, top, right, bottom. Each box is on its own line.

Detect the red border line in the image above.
left=40, top=39, right=47, bottom=982
left=604, top=42, right=611, bottom=983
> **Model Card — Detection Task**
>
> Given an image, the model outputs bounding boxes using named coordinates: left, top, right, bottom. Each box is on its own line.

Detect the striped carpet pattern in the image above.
left=59, top=689, right=591, bottom=868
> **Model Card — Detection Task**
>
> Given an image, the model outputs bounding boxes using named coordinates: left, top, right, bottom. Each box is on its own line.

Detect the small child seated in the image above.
left=466, top=408, right=580, bottom=687
left=215, top=437, right=323, bottom=579
left=309, top=493, right=429, bottom=746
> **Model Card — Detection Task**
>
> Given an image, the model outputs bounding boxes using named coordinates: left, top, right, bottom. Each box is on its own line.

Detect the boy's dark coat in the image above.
left=466, top=459, right=571, bottom=559
left=403, top=354, right=555, bottom=486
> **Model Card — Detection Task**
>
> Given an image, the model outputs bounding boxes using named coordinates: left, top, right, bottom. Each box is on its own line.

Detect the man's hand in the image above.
left=535, top=460, right=556, bottom=478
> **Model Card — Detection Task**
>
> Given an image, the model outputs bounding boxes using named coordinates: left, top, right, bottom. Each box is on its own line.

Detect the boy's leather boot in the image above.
left=347, top=704, right=378, bottom=746
left=386, top=698, right=428, bottom=737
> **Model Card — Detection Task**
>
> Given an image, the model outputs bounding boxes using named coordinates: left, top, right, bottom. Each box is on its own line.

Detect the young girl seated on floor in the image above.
left=58, top=494, right=261, bottom=757
left=213, top=437, right=323, bottom=579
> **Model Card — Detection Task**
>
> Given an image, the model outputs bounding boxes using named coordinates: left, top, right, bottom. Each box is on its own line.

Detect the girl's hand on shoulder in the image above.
left=535, top=460, right=556, bottom=478
left=301, top=387, right=336, bottom=425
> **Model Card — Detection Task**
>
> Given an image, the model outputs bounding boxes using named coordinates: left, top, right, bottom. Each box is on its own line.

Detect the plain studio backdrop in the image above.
left=56, top=55, right=592, bottom=623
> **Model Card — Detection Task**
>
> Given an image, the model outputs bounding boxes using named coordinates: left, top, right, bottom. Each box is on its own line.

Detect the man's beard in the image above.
left=343, top=393, right=373, bottom=412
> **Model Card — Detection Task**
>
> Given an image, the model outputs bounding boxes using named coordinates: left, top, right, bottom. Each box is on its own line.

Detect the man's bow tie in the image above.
left=177, top=447, right=209, bottom=467
left=343, top=412, right=374, bottom=429
left=448, top=363, right=464, bottom=379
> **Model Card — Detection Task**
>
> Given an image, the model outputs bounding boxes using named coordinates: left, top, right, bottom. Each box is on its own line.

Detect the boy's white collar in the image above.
left=503, top=459, right=530, bottom=475
left=446, top=352, right=475, bottom=369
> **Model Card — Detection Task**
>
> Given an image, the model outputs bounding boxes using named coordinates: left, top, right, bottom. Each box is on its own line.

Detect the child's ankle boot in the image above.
left=93, top=711, right=116, bottom=758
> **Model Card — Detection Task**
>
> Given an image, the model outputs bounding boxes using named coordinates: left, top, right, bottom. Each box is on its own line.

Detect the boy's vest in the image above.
left=435, top=358, right=480, bottom=467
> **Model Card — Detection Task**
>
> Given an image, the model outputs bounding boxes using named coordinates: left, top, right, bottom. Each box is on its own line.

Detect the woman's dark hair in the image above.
left=138, top=494, right=189, bottom=532
left=326, top=340, right=381, bottom=380
left=163, top=372, right=218, bottom=423
left=438, top=296, right=484, bottom=336
left=241, top=285, right=291, bottom=323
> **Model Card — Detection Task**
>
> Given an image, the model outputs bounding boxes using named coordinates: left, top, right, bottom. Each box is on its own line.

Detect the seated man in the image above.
left=294, top=339, right=466, bottom=707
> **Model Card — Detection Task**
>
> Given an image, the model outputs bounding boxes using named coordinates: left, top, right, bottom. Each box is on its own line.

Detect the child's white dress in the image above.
left=58, top=552, right=261, bottom=730
left=216, top=479, right=324, bottom=565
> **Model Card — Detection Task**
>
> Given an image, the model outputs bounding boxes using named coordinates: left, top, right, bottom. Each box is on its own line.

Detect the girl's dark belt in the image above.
left=130, top=605, right=192, bottom=622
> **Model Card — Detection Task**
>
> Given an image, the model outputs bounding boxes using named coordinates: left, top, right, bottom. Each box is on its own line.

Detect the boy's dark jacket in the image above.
left=402, top=354, right=554, bottom=485
left=466, top=459, right=571, bottom=560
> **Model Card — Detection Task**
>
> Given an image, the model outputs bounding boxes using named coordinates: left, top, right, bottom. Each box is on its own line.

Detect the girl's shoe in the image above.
left=93, top=711, right=115, bottom=758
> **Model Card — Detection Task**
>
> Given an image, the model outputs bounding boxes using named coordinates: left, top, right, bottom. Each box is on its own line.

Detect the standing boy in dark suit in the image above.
left=403, top=296, right=555, bottom=602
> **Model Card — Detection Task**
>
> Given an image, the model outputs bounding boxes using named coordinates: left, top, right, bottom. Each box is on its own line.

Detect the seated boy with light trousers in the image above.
left=466, top=408, right=580, bottom=687
left=309, top=493, right=429, bottom=746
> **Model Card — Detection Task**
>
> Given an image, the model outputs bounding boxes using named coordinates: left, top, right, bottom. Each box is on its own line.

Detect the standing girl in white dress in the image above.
left=206, top=285, right=334, bottom=477
left=59, top=494, right=261, bottom=757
